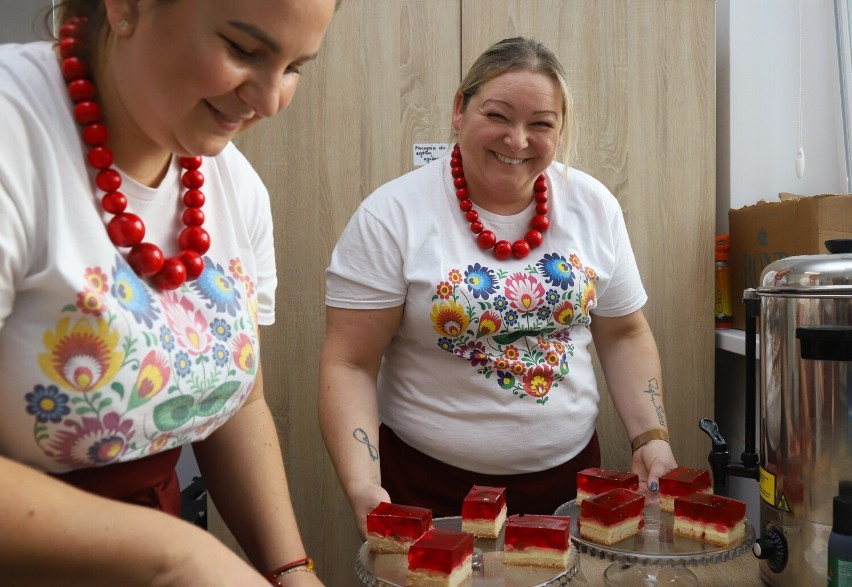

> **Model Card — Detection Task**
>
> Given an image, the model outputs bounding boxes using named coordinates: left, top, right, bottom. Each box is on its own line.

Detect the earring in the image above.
left=116, top=19, right=129, bottom=31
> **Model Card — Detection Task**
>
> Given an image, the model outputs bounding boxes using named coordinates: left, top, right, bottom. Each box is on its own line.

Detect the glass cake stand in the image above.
left=553, top=492, right=756, bottom=586
left=355, top=516, right=580, bottom=586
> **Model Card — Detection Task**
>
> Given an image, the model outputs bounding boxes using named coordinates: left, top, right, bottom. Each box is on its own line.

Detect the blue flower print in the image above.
left=160, top=326, right=175, bottom=351
left=546, top=289, right=561, bottom=305
left=26, top=384, right=70, bottom=423
left=212, top=344, right=229, bottom=367
left=464, top=263, right=498, bottom=300
left=537, top=306, right=551, bottom=321
left=174, top=351, right=191, bottom=377
left=112, top=258, right=159, bottom=327
left=211, top=318, right=231, bottom=341
left=493, top=295, right=508, bottom=313
left=437, top=337, right=455, bottom=353
left=537, top=254, right=575, bottom=290
left=504, top=309, right=519, bottom=326
left=496, top=370, right=516, bottom=390
left=191, top=257, right=241, bottom=316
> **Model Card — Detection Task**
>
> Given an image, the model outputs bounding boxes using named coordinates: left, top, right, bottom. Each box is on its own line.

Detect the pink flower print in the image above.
left=76, top=288, right=106, bottom=317
left=448, top=269, right=463, bottom=284
left=161, top=292, right=212, bottom=356
left=84, top=267, right=109, bottom=293
left=46, top=412, right=134, bottom=468
left=38, top=317, right=123, bottom=393
left=477, top=311, right=502, bottom=337
left=436, top=281, right=453, bottom=299
left=231, top=333, right=256, bottom=374
left=523, top=365, right=554, bottom=398
left=504, top=273, right=546, bottom=314
left=229, top=258, right=246, bottom=279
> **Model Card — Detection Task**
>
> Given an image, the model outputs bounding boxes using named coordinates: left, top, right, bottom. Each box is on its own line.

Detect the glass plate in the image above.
left=355, top=516, right=580, bottom=586
left=554, top=493, right=756, bottom=568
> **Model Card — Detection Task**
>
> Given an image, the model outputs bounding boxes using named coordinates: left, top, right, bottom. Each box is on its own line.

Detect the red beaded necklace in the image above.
left=450, top=144, right=549, bottom=261
left=58, top=17, right=210, bottom=290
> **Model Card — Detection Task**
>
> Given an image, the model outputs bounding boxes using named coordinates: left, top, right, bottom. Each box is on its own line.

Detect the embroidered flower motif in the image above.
left=26, top=384, right=71, bottom=423
left=174, top=351, right=191, bottom=378
left=545, top=351, right=561, bottom=367
left=148, top=434, right=172, bottom=454
left=430, top=300, right=469, bottom=338
left=536, top=306, right=551, bottom=321
left=504, top=309, right=519, bottom=326
left=581, top=281, right=597, bottom=316
left=448, top=269, right=463, bottom=284
left=84, top=267, right=109, bottom=293
left=192, top=257, right=241, bottom=316
left=229, top=258, right=245, bottom=279
left=454, top=341, right=488, bottom=366
left=212, top=343, right=229, bottom=367
left=523, top=365, right=554, bottom=398
left=231, top=333, right=256, bottom=374
left=585, top=267, right=598, bottom=280
left=569, top=254, right=582, bottom=269
left=76, top=288, right=106, bottom=316
left=552, top=301, right=575, bottom=325
left=436, top=281, right=453, bottom=299
left=46, top=412, right=134, bottom=468
left=503, top=345, right=520, bottom=361
left=210, top=318, right=231, bottom=341
left=128, top=351, right=171, bottom=409
left=464, top=263, right=498, bottom=300
left=493, top=356, right=509, bottom=370
left=437, top=337, right=455, bottom=352
left=504, top=273, right=546, bottom=313
left=493, top=295, right=508, bottom=312
left=537, top=253, right=575, bottom=290
left=38, top=317, right=123, bottom=393
left=476, top=311, right=502, bottom=337
left=160, top=326, right=175, bottom=351
left=546, top=289, right=561, bottom=305
left=112, top=260, right=159, bottom=327
left=161, top=292, right=212, bottom=357
left=496, top=370, right=515, bottom=390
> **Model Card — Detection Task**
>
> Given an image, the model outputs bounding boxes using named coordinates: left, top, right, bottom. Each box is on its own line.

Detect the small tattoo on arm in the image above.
left=353, top=428, right=379, bottom=461
left=643, top=378, right=666, bottom=426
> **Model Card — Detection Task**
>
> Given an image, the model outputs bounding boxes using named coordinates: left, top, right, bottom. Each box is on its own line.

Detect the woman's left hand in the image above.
left=276, top=570, right=326, bottom=587
left=631, top=439, right=677, bottom=492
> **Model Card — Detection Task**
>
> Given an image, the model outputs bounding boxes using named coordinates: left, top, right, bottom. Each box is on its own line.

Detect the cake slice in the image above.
left=658, top=467, right=712, bottom=512
left=576, top=467, right=639, bottom=504
left=502, top=514, right=572, bottom=568
left=366, top=502, right=432, bottom=553
left=461, top=485, right=507, bottom=538
left=578, top=488, right=645, bottom=546
left=672, top=493, right=746, bottom=546
left=407, top=528, right=474, bottom=587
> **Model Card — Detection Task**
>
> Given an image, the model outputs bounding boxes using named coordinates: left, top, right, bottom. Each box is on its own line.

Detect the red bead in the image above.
left=477, top=230, right=497, bottom=249
left=470, top=221, right=484, bottom=235
left=465, top=210, right=479, bottom=223
left=58, top=22, right=82, bottom=39
left=127, top=243, right=165, bottom=277
left=459, top=199, right=473, bottom=212
left=177, top=250, right=205, bottom=279
left=451, top=166, right=464, bottom=178
left=153, top=258, right=187, bottom=290
left=450, top=157, right=461, bottom=167
left=512, top=240, right=531, bottom=259
left=60, top=56, right=86, bottom=80
left=178, top=226, right=211, bottom=254
left=524, top=229, right=544, bottom=248
left=82, top=123, right=108, bottom=146
left=58, top=37, right=82, bottom=59
left=107, top=213, right=145, bottom=247
left=182, top=207, right=205, bottom=226
left=87, top=146, right=113, bottom=169
left=67, top=78, right=94, bottom=102
left=181, top=169, right=204, bottom=189
left=494, top=240, right=513, bottom=260
left=101, top=191, right=127, bottom=214
left=536, top=202, right=548, bottom=215
left=183, top=189, right=205, bottom=208
left=74, top=101, right=101, bottom=124
left=453, top=177, right=466, bottom=189
left=531, top=214, right=550, bottom=232
left=455, top=188, right=469, bottom=200
left=535, top=192, right=548, bottom=204
left=97, top=169, right=122, bottom=192
left=534, top=176, right=548, bottom=192
left=179, top=156, right=202, bottom=170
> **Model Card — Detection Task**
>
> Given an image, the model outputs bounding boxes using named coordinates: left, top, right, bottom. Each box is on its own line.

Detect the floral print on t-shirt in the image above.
left=24, top=254, right=259, bottom=469
left=430, top=252, right=597, bottom=404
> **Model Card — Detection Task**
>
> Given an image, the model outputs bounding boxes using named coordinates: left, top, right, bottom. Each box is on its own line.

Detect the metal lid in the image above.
left=759, top=239, right=852, bottom=293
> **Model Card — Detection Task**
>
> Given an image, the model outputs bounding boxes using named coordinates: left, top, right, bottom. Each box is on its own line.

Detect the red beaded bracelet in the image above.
left=266, top=558, right=314, bottom=583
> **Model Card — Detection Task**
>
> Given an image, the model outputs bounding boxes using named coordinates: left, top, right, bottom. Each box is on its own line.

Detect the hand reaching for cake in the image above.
left=631, top=438, right=678, bottom=492
left=350, top=481, right=392, bottom=539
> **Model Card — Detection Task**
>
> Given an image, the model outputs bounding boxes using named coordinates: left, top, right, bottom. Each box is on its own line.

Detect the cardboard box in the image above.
left=727, top=193, right=852, bottom=329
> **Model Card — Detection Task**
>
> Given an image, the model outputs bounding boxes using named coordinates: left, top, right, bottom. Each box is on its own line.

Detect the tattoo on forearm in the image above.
left=643, top=378, right=666, bottom=426
left=353, top=428, right=379, bottom=461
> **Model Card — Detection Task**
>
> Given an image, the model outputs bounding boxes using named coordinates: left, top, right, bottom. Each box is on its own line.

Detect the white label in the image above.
left=413, top=143, right=449, bottom=167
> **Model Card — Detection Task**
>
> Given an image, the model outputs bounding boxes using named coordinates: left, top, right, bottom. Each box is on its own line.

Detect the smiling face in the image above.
left=452, top=69, right=564, bottom=213
left=98, top=0, right=335, bottom=175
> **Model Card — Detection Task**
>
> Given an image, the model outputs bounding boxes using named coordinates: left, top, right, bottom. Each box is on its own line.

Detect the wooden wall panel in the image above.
left=461, top=0, right=716, bottom=472
left=210, top=1, right=714, bottom=582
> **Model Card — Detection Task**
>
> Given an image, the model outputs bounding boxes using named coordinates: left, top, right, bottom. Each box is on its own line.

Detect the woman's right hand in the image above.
left=348, top=482, right=391, bottom=540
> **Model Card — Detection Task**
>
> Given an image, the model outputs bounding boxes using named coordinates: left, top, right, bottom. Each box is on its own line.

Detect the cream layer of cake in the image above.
left=672, top=493, right=746, bottom=547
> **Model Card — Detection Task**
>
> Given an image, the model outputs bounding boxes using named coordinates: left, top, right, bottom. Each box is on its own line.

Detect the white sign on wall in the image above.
left=413, top=143, right=449, bottom=167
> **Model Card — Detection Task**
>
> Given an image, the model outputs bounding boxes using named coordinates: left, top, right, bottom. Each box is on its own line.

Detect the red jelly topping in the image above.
left=577, top=468, right=639, bottom=494
left=407, top=529, right=474, bottom=573
left=674, top=493, right=745, bottom=529
left=658, top=467, right=712, bottom=497
left=366, top=502, right=432, bottom=540
left=503, top=515, right=570, bottom=551
left=580, top=489, right=645, bottom=526
left=461, top=485, right=506, bottom=519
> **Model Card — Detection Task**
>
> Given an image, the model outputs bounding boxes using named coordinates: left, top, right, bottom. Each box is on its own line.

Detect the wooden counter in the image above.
left=571, top=551, right=764, bottom=586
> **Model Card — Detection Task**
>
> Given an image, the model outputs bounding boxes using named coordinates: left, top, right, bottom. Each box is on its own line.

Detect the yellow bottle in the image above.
left=715, top=235, right=732, bottom=329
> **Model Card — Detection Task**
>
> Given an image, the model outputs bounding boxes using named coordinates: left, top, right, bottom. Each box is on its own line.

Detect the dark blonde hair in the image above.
left=456, top=37, right=574, bottom=163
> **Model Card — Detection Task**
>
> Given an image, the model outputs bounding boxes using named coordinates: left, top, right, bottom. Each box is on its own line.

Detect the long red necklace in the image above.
left=450, top=144, right=549, bottom=260
left=58, top=17, right=209, bottom=290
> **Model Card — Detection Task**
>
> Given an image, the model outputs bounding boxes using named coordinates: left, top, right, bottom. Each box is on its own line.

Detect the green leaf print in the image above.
left=493, top=327, right=554, bottom=346
left=153, top=395, right=195, bottom=431
left=195, top=381, right=240, bottom=417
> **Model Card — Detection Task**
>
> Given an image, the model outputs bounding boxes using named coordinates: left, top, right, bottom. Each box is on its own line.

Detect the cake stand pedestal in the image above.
left=355, top=516, right=580, bottom=586
left=554, top=494, right=756, bottom=587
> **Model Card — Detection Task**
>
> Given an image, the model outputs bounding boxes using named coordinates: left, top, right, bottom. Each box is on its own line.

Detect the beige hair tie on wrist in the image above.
left=630, top=428, right=669, bottom=453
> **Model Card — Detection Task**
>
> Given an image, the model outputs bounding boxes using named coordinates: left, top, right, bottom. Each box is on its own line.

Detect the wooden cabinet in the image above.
left=212, top=2, right=715, bottom=584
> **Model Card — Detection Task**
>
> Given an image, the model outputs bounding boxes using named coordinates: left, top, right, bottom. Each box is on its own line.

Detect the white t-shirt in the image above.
left=326, top=155, right=647, bottom=475
left=0, top=42, right=277, bottom=473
